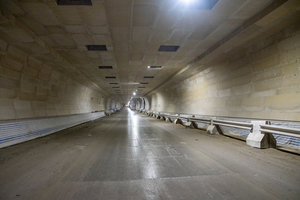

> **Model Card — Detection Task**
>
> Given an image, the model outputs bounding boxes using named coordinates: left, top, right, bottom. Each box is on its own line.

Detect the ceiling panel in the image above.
left=0, top=0, right=298, bottom=103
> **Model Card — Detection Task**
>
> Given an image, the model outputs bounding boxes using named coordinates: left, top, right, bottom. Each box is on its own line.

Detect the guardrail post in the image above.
left=173, top=118, right=183, bottom=125
left=105, top=111, right=111, bottom=116
left=207, top=117, right=219, bottom=134
left=166, top=117, right=172, bottom=123
left=246, top=121, right=276, bottom=149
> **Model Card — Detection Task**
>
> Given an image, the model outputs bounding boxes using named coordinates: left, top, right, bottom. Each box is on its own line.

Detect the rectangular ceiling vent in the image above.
left=140, top=82, right=149, bottom=84
left=109, top=83, right=118, bottom=84
left=148, top=66, right=162, bottom=69
left=56, top=0, right=92, bottom=6
left=86, top=45, right=107, bottom=51
left=99, top=66, right=113, bottom=69
left=158, top=45, right=180, bottom=52
left=112, top=87, right=120, bottom=88
left=105, top=76, right=116, bottom=79
left=138, top=87, right=145, bottom=88
left=144, top=76, right=154, bottom=78
left=188, top=0, right=219, bottom=10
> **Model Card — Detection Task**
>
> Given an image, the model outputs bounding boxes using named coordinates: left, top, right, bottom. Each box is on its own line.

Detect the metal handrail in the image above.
left=213, top=119, right=252, bottom=127
left=260, top=125, right=300, bottom=138
left=213, top=122, right=252, bottom=130
left=189, top=118, right=211, bottom=123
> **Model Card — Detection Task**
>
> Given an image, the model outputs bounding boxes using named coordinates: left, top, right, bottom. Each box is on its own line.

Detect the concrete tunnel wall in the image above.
left=0, top=43, right=120, bottom=121
left=149, top=21, right=300, bottom=121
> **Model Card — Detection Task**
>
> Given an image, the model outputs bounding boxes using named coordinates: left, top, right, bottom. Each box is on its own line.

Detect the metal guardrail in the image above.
left=140, top=110, right=300, bottom=149
left=141, top=110, right=300, bottom=140
left=189, top=118, right=211, bottom=123
left=260, top=124, right=300, bottom=139
left=212, top=119, right=252, bottom=130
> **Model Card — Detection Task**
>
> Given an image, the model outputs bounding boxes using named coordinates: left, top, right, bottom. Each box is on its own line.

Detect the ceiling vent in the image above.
left=109, top=83, right=118, bottom=84
left=140, top=82, right=148, bottom=84
left=112, top=87, right=120, bottom=88
left=138, top=87, right=145, bottom=88
left=158, top=45, right=180, bottom=52
left=144, top=76, right=154, bottom=78
left=99, top=66, right=113, bottom=69
left=56, top=0, right=92, bottom=6
left=185, top=0, right=219, bottom=10
left=148, top=66, right=162, bottom=69
left=105, top=76, right=116, bottom=79
left=86, top=45, right=107, bottom=51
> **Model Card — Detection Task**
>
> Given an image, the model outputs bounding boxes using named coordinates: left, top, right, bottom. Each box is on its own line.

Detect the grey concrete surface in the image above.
left=0, top=109, right=300, bottom=200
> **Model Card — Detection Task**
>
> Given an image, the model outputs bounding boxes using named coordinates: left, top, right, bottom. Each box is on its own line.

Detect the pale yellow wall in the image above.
left=0, top=43, right=113, bottom=120
left=150, top=22, right=300, bottom=121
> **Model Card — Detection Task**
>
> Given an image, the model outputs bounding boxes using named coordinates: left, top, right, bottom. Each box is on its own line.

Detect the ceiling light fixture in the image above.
left=148, top=66, right=162, bottom=69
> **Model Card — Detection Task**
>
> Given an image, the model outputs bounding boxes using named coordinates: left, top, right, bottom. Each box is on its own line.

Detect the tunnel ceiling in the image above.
left=0, top=0, right=299, bottom=104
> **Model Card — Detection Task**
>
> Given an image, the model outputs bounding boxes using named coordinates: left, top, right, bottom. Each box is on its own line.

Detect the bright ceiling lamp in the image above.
left=133, top=92, right=136, bottom=95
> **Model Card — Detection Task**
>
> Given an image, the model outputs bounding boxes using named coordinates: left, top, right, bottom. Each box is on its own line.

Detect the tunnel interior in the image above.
left=0, top=0, right=300, bottom=199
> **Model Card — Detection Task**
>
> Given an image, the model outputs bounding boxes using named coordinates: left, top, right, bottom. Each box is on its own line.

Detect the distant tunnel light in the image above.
left=148, top=66, right=162, bottom=69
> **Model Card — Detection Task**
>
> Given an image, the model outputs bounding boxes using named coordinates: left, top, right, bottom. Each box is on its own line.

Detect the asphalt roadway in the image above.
left=0, top=108, right=300, bottom=200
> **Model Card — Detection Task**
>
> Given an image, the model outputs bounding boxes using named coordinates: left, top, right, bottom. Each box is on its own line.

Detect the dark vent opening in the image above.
left=56, top=0, right=92, bottom=6
left=112, top=87, right=120, bottom=88
left=148, top=66, right=162, bottom=69
left=186, top=0, right=219, bottom=10
left=99, top=66, right=113, bottom=69
left=144, top=76, right=154, bottom=78
left=86, top=45, right=107, bottom=51
left=109, top=83, right=118, bottom=84
left=158, top=45, right=180, bottom=52
left=140, top=83, right=149, bottom=84
left=138, top=87, right=146, bottom=88
left=105, top=76, right=116, bottom=79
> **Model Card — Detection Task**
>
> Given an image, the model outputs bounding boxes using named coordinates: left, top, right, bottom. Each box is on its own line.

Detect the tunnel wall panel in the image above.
left=150, top=21, right=300, bottom=121
left=0, top=43, right=115, bottom=121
